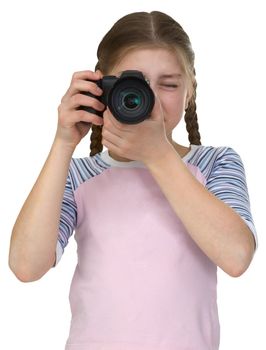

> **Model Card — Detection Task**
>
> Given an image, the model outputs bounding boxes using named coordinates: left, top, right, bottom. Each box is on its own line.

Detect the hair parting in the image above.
left=90, top=11, right=201, bottom=157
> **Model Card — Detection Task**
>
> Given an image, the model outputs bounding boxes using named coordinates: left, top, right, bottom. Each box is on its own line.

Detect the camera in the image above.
left=77, top=70, right=155, bottom=124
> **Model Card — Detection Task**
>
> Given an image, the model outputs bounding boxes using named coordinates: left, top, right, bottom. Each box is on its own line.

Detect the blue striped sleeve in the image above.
left=205, top=147, right=258, bottom=249
left=53, top=163, right=77, bottom=266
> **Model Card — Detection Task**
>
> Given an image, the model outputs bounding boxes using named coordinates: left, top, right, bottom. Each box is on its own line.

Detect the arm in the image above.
left=9, top=69, right=104, bottom=282
left=146, top=144, right=255, bottom=277
left=9, top=138, right=75, bottom=282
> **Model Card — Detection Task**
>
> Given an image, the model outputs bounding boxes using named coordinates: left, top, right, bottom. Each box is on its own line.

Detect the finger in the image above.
left=149, top=93, right=164, bottom=121
left=103, top=112, right=124, bottom=139
left=71, top=70, right=101, bottom=82
left=62, top=79, right=102, bottom=101
left=102, top=137, right=121, bottom=155
left=95, top=69, right=104, bottom=79
left=58, top=108, right=103, bottom=127
left=66, top=93, right=105, bottom=111
left=104, top=107, right=133, bottom=132
left=75, top=110, right=104, bottom=126
left=102, top=127, right=123, bottom=146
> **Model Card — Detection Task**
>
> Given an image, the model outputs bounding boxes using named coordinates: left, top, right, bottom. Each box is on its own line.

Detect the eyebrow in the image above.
left=158, top=73, right=183, bottom=79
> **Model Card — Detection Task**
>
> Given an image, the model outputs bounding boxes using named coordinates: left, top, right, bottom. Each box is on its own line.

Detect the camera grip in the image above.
left=76, top=79, right=104, bottom=118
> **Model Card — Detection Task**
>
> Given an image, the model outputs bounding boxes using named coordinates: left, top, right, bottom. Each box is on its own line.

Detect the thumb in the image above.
left=149, top=92, right=164, bottom=122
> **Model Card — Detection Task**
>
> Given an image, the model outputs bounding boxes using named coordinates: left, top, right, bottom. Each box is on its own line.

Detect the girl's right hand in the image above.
left=55, top=70, right=105, bottom=148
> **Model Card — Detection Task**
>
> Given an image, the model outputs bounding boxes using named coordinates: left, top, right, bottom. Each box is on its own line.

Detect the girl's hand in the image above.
left=101, top=94, right=172, bottom=165
left=55, top=70, right=105, bottom=148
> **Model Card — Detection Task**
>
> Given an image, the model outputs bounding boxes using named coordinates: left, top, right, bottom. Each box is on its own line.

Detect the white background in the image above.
left=0, top=0, right=265, bottom=349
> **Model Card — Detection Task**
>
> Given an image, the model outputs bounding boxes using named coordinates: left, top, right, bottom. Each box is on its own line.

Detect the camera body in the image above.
left=77, top=70, right=155, bottom=124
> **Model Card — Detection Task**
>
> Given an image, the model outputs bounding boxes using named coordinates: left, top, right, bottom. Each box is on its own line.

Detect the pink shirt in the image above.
left=55, top=145, right=257, bottom=350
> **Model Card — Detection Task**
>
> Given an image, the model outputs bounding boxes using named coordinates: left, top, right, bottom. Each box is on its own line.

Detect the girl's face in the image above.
left=108, top=47, right=191, bottom=142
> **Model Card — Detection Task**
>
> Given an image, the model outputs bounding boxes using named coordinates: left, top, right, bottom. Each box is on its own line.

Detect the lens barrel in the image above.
left=108, top=71, right=155, bottom=124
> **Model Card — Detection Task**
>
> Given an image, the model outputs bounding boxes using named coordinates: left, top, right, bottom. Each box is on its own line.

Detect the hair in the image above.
left=89, top=11, right=201, bottom=157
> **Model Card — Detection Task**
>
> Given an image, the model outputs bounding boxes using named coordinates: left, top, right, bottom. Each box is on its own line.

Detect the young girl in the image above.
left=9, top=10, right=257, bottom=350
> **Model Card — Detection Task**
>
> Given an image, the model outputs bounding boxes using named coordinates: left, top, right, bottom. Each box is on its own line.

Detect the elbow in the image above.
left=228, top=262, right=250, bottom=278
left=8, top=255, right=54, bottom=283
left=8, top=241, right=56, bottom=282
left=9, top=248, right=37, bottom=282
left=9, top=262, right=36, bottom=283
left=9, top=259, right=42, bottom=283
left=9, top=264, right=50, bottom=282
left=227, top=240, right=255, bottom=278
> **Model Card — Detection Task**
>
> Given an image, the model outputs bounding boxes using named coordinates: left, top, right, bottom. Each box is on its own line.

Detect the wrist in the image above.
left=144, top=142, right=178, bottom=168
left=52, top=137, right=76, bottom=156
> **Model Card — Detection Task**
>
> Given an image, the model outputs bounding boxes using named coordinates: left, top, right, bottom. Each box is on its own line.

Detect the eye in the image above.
left=161, top=84, right=178, bottom=88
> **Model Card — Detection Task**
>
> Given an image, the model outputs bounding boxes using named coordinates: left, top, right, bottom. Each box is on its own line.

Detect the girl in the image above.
left=9, top=10, right=257, bottom=350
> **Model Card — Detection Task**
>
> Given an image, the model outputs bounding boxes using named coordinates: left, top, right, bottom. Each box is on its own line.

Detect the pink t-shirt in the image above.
left=55, top=144, right=257, bottom=350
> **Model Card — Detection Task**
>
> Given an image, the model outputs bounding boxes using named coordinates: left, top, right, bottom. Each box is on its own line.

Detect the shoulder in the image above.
left=67, top=153, right=110, bottom=191
left=187, top=144, right=244, bottom=180
left=188, top=144, right=240, bottom=161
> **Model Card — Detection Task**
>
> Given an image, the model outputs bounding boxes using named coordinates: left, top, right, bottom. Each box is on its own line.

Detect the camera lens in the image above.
left=122, top=92, right=141, bottom=110
left=108, top=76, right=154, bottom=124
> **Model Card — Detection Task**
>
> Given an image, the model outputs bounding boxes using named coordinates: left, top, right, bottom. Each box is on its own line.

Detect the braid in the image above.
left=90, top=124, right=103, bottom=156
left=88, top=79, right=202, bottom=156
left=89, top=11, right=203, bottom=154
left=89, top=61, right=104, bottom=157
left=184, top=78, right=201, bottom=145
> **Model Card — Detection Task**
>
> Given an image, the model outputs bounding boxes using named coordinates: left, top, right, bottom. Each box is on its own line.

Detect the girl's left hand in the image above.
left=101, top=94, right=172, bottom=165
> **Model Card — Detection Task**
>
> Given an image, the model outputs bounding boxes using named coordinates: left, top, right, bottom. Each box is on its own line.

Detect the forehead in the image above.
left=111, top=47, right=184, bottom=77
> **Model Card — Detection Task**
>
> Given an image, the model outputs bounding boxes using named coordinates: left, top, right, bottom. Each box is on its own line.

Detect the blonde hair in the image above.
left=89, top=11, right=201, bottom=156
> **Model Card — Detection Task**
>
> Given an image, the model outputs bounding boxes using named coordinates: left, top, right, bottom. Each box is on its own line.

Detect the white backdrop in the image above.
left=0, top=0, right=265, bottom=349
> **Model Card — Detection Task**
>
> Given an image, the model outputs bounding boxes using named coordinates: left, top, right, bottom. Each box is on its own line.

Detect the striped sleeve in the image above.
left=53, top=164, right=77, bottom=266
left=205, top=147, right=258, bottom=249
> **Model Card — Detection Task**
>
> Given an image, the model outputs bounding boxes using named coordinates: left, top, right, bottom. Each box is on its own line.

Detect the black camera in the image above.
left=77, top=70, right=155, bottom=124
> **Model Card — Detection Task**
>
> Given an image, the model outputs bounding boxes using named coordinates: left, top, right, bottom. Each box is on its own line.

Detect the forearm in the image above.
left=9, top=137, right=75, bottom=282
left=146, top=144, right=255, bottom=277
